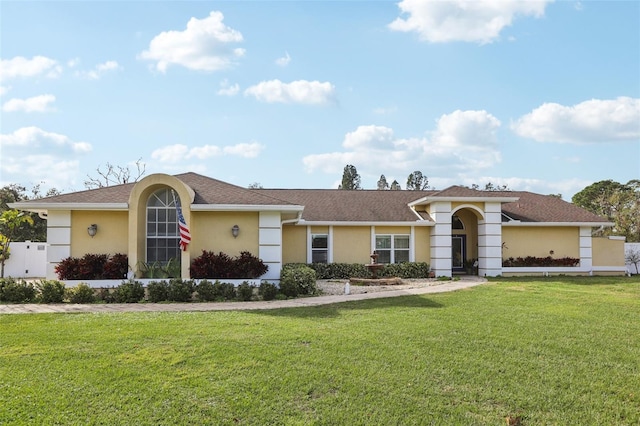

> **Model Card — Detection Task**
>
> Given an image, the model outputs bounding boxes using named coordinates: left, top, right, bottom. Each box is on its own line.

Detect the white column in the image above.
left=259, top=212, right=282, bottom=280
left=46, top=211, right=71, bottom=279
left=429, top=202, right=452, bottom=277
left=478, top=202, right=502, bottom=277
left=580, top=227, right=593, bottom=271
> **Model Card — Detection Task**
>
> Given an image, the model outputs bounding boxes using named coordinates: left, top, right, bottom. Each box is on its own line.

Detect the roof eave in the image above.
left=502, top=221, right=614, bottom=227
left=191, top=204, right=304, bottom=212
left=296, top=220, right=435, bottom=226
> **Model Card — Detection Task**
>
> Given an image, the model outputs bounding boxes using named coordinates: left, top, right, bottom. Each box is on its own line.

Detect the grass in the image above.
left=1, top=276, right=639, bottom=425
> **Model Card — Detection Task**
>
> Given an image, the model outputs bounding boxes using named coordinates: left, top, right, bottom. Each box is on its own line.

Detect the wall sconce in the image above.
left=231, top=224, right=240, bottom=238
left=87, top=224, right=98, bottom=238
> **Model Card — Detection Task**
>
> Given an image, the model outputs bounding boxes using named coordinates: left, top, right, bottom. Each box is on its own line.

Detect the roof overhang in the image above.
left=190, top=204, right=304, bottom=213
left=295, top=220, right=435, bottom=227
left=408, top=196, right=520, bottom=207
left=501, top=221, right=614, bottom=227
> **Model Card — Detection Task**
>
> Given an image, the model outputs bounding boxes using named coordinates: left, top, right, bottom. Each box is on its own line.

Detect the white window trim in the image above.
left=371, top=226, right=415, bottom=263
left=307, top=226, right=333, bottom=263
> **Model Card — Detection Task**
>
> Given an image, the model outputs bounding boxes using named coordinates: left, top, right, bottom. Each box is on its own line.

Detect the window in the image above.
left=147, top=188, right=180, bottom=264
left=375, top=235, right=410, bottom=263
left=311, top=234, right=328, bottom=263
left=452, top=215, right=464, bottom=230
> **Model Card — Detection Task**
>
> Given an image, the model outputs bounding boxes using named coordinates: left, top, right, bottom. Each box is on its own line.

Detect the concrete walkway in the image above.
left=0, top=276, right=486, bottom=315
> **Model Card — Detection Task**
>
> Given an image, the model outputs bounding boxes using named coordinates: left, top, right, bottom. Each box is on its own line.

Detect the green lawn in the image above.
left=1, top=277, right=639, bottom=425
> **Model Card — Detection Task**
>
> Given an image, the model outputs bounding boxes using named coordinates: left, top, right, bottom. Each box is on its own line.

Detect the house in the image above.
left=9, top=172, right=627, bottom=281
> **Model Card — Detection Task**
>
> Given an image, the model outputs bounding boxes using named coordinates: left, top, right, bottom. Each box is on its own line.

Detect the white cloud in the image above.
left=388, top=0, right=551, bottom=44
left=0, top=86, right=10, bottom=97
left=2, top=94, right=56, bottom=113
left=139, top=11, right=245, bottom=73
left=244, top=79, right=335, bottom=104
left=151, top=141, right=265, bottom=163
left=77, top=60, right=122, bottom=80
left=275, top=52, right=291, bottom=67
left=217, top=79, right=240, bottom=96
left=303, top=110, right=502, bottom=180
left=0, top=55, right=62, bottom=80
left=512, top=97, right=640, bottom=143
left=0, top=126, right=92, bottom=153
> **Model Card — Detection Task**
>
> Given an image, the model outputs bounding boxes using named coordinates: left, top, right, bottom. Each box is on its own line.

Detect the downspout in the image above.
left=281, top=211, right=302, bottom=225
left=38, top=212, right=48, bottom=220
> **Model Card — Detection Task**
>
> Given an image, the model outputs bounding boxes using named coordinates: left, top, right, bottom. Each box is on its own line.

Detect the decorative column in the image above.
left=429, top=202, right=452, bottom=277
left=478, top=202, right=502, bottom=277
left=259, top=212, right=282, bottom=280
left=579, top=227, right=593, bottom=272
left=45, top=211, right=71, bottom=279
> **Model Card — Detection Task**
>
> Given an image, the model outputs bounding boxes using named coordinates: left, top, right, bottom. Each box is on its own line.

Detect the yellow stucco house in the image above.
left=10, top=172, right=627, bottom=280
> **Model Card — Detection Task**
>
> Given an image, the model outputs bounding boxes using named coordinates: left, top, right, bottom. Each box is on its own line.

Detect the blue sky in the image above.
left=1, top=0, right=638, bottom=200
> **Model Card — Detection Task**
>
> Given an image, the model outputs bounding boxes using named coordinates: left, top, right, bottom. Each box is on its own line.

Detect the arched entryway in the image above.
left=451, top=206, right=483, bottom=275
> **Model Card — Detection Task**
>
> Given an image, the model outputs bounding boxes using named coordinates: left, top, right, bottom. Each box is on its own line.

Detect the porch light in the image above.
left=87, top=224, right=98, bottom=237
left=231, top=224, right=240, bottom=238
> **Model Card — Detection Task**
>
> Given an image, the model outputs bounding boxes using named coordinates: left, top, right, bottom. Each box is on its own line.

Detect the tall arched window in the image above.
left=147, top=188, right=180, bottom=263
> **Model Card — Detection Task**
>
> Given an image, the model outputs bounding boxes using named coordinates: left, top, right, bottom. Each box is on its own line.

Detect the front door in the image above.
left=452, top=235, right=466, bottom=273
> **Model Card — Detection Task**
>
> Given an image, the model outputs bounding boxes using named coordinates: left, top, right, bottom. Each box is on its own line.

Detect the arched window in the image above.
left=146, top=188, right=180, bottom=263
left=452, top=215, right=465, bottom=230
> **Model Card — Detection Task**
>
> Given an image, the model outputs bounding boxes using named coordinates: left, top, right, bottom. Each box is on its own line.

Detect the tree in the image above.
left=84, top=158, right=146, bottom=189
left=338, top=164, right=361, bottom=190
left=390, top=180, right=401, bottom=190
left=0, top=209, right=34, bottom=277
left=572, top=179, right=640, bottom=242
left=406, top=171, right=430, bottom=190
left=248, top=182, right=263, bottom=189
left=377, top=175, right=389, bottom=190
left=0, top=183, right=58, bottom=242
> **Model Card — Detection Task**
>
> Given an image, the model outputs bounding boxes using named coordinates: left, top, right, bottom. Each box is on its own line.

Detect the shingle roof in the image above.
left=19, top=173, right=298, bottom=207
left=256, top=189, right=435, bottom=222
left=13, top=175, right=609, bottom=224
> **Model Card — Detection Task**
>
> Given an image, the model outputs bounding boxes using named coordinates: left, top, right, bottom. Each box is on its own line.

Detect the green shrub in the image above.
left=167, top=279, right=194, bottom=302
left=258, top=282, right=278, bottom=301
left=195, top=279, right=216, bottom=302
left=280, top=264, right=317, bottom=297
left=146, top=280, right=169, bottom=303
left=68, top=283, right=96, bottom=303
left=96, top=288, right=115, bottom=303
left=0, top=278, right=36, bottom=303
left=381, top=262, right=430, bottom=278
left=300, top=262, right=430, bottom=279
left=114, top=280, right=145, bottom=303
left=36, top=280, right=66, bottom=303
left=215, top=281, right=237, bottom=301
left=68, top=283, right=96, bottom=304
left=236, top=281, right=255, bottom=301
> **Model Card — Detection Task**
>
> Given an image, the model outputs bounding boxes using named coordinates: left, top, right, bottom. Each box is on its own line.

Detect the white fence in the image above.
left=626, top=243, right=640, bottom=274
left=2, top=241, right=48, bottom=278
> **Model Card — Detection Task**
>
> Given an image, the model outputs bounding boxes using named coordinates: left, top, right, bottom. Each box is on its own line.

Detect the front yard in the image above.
left=1, top=276, right=638, bottom=425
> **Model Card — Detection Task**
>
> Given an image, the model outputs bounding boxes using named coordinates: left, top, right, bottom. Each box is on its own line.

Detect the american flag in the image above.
left=173, top=192, right=191, bottom=251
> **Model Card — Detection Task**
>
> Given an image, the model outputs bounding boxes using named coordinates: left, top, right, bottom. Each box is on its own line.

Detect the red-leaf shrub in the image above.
left=190, top=250, right=268, bottom=279
left=103, top=253, right=129, bottom=279
left=502, top=256, right=579, bottom=267
left=55, top=253, right=128, bottom=280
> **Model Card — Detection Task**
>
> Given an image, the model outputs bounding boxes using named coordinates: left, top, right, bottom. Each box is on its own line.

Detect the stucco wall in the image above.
left=282, top=225, right=306, bottom=264
left=592, top=237, right=625, bottom=267
left=333, top=226, right=371, bottom=263
left=70, top=211, right=128, bottom=257
left=191, top=211, right=260, bottom=258
left=414, top=226, right=431, bottom=263
left=502, top=226, right=579, bottom=259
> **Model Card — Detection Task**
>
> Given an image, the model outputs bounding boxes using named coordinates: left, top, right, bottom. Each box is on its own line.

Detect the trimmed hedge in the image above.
left=503, top=256, right=580, bottom=267
left=285, top=262, right=431, bottom=280
left=280, top=264, right=317, bottom=297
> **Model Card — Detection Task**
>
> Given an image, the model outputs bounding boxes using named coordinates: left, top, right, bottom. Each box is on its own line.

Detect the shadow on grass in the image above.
left=253, top=294, right=443, bottom=319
